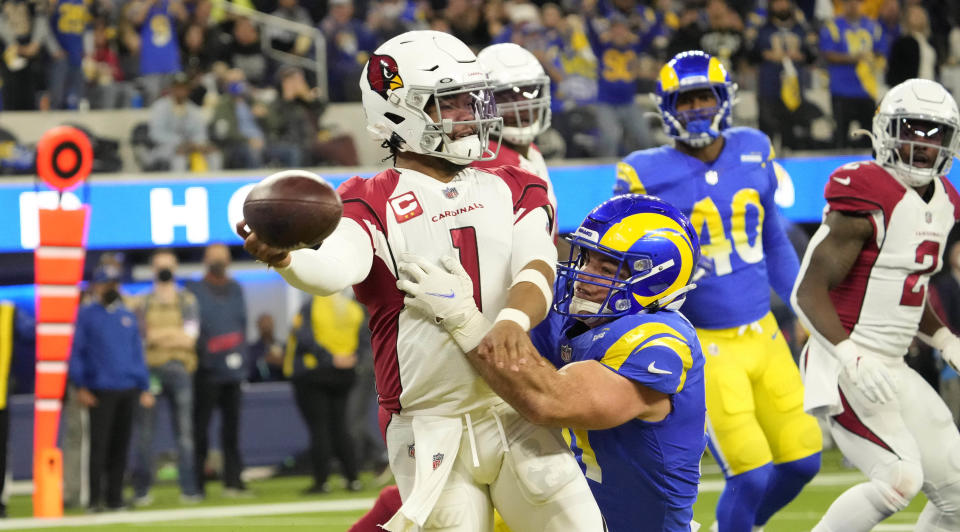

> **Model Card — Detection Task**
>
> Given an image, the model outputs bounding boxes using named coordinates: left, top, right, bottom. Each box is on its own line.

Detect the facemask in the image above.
left=102, top=288, right=121, bottom=305
left=156, top=268, right=174, bottom=283
left=208, top=261, right=228, bottom=277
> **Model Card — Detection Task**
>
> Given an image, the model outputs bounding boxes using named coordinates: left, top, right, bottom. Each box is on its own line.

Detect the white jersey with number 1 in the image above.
left=336, top=165, right=555, bottom=418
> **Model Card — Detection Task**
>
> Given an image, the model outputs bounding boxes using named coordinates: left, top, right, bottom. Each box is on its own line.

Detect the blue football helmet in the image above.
left=655, top=50, right=735, bottom=147
left=555, top=194, right=700, bottom=320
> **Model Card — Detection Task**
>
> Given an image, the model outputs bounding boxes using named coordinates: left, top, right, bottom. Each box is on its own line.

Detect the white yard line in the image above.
left=0, top=498, right=376, bottom=530
left=0, top=471, right=875, bottom=529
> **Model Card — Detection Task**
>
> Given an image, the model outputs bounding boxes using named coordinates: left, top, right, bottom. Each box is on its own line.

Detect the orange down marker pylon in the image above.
left=32, top=126, right=92, bottom=518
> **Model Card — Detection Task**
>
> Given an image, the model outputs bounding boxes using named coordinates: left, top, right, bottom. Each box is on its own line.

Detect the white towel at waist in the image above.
left=382, top=415, right=463, bottom=532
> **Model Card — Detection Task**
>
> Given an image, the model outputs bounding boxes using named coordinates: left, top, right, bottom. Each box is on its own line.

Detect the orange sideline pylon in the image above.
left=32, top=447, right=63, bottom=518
left=33, top=125, right=93, bottom=518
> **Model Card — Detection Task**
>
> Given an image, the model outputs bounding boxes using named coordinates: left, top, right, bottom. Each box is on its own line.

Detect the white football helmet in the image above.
left=872, top=79, right=960, bottom=187
left=360, top=31, right=501, bottom=164
left=478, top=43, right=551, bottom=146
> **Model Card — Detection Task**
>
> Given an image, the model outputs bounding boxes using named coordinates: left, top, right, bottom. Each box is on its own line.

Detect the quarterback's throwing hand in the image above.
left=236, top=220, right=290, bottom=268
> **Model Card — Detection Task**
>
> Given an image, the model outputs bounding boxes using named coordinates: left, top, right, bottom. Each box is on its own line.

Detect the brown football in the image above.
left=243, top=170, right=343, bottom=250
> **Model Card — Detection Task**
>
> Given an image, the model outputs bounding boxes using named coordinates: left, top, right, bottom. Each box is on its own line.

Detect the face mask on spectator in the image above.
left=208, top=261, right=227, bottom=278
left=102, top=288, right=121, bottom=305
left=156, top=268, right=174, bottom=283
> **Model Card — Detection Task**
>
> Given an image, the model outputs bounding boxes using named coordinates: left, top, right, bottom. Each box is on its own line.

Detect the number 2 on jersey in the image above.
left=450, top=227, right=482, bottom=311
left=689, top=189, right=765, bottom=276
left=900, top=240, right=940, bottom=307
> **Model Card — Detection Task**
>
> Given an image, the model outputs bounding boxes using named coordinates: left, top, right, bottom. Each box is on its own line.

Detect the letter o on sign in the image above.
left=36, top=126, right=93, bottom=192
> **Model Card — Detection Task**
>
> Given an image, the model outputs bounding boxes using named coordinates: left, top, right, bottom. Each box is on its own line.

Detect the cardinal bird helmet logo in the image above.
left=368, top=54, right=404, bottom=99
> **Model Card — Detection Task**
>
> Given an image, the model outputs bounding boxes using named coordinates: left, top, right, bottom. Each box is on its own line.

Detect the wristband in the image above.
left=495, top=307, right=531, bottom=332
left=448, top=310, right=491, bottom=352
left=511, top=269, right=553, bottom=318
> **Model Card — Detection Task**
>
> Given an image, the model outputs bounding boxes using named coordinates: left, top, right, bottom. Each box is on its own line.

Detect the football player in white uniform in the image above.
left=792, top=78, right=960, bottom=532
left=237, top=31, right=604, bottom=532
left=471, top=43, right=553, bottom=187
left=472, top=43, right=560, bottom=244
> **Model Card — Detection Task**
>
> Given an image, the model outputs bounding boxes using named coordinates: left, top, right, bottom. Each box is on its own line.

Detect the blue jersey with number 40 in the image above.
left=614, top=127, right=799, bottom=329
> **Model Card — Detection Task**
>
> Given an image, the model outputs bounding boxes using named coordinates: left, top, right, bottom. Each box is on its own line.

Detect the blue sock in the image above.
left=716, top=463, right=773, bottom=532
left=754, top=452, right=822, bottom=526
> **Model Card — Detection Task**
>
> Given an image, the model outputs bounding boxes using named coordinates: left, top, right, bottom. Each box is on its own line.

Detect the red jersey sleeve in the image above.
left=940, top=176, right=960, bottom=222
left=484, top=165, right=553, bottom=227
left=336, top=170, right=400, bottom=247
left=824, top=162, right=905, bottom=224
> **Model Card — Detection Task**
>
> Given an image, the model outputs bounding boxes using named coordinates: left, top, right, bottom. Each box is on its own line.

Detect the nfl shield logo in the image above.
left=407, top=444, right=415, bottom=459
left=926, top=212, right=933, bottom=224
left=561, top=344, right=573, bottom=363
left=443, top=187, right=459, bottom=199
left=432, top=453, right=444, bottom=470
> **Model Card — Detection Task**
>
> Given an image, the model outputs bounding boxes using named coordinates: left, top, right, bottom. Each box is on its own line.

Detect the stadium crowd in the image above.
left=0, top=0, right=960, bottom=173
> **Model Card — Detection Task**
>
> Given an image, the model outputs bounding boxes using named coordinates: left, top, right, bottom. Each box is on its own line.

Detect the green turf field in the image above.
left=1, top=448, right=927, bottom=531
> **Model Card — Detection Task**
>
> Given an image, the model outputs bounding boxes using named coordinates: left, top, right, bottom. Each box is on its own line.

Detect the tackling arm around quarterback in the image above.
left=397, top=254, right=671, bottom=430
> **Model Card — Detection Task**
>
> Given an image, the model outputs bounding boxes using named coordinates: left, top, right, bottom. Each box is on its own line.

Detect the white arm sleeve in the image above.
left=276, top=218, right=374, bottom=296
left=511, top=207, right=557, bottom=277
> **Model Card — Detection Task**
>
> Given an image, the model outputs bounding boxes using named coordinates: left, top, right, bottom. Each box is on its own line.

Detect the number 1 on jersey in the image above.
left=450, top=227, right=482, bottom=311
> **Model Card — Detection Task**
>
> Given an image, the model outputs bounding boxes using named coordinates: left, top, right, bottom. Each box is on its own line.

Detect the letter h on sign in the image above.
left=150, top=187, right=210, bottom=244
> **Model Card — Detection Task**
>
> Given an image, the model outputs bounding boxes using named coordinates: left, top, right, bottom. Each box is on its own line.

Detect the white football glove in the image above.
left=395, top=253, right=491, bottom=352
left=928, top=327, right=960, bottom=372
left=835, top=339, right=897, bottom=404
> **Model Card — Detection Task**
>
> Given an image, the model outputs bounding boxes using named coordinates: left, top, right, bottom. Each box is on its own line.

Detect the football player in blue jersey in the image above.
left=614, top=50, right=822, bottom=532
left=398, top=194, right=707, bottom=531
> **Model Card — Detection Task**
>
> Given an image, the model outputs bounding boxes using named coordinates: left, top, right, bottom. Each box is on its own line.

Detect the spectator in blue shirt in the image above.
left=586, top=13, right=652, bottom=156
left=752, top=0, right=818, bottom=150
left=321, top=0, right=377, bottom=101
left=68, top=264, right=153, bottom=512
left=129, top=0, right=187, bottom=104
left=820, top=0, right=883, bottom=149
left=49, top=0, right=93, bottom=109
